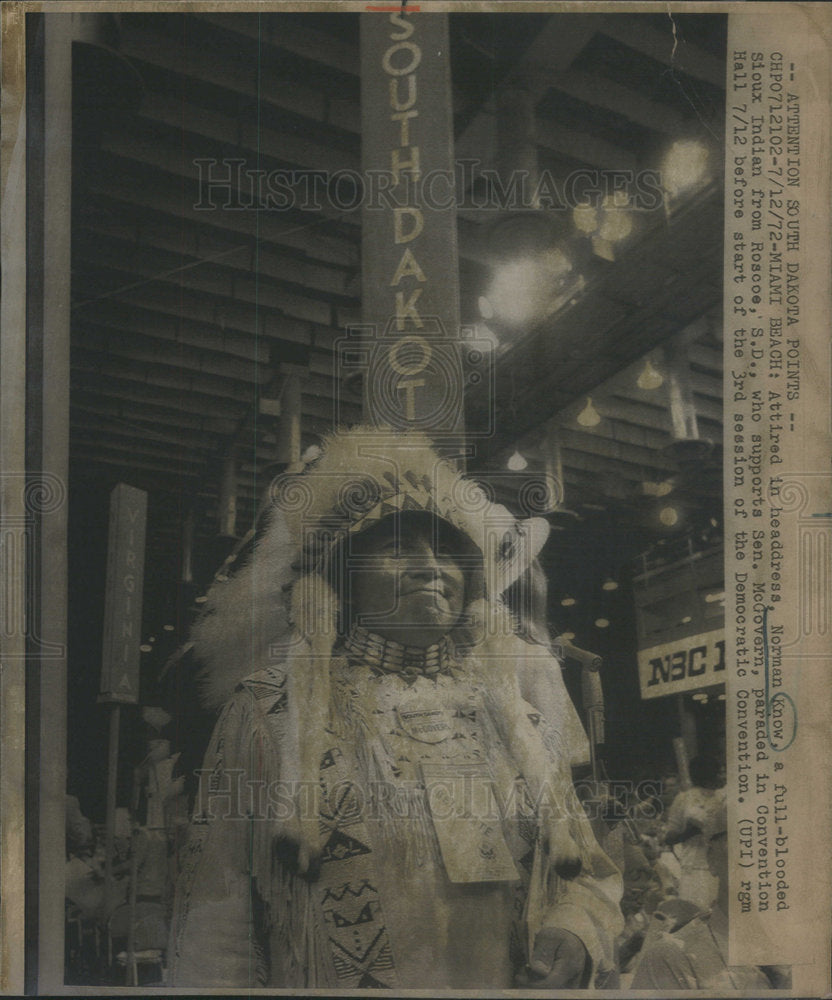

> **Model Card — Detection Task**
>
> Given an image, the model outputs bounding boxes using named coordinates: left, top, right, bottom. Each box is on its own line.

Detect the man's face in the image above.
left=348, top=516, right=466, bottom=647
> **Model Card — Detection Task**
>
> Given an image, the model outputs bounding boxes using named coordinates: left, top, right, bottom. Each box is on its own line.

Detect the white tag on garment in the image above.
left=395, top=688, right=453, bottom=744
left=421, top=761, right=519, bottom=883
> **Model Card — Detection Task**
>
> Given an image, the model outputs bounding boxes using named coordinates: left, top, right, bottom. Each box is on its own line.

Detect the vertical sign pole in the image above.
left=102, top=703, right=121, bottom=921
left=359, top=12, right=464, bottom=441
left=99, top=482, right=147, bottom=943
left=100, top=483, right=147, bottom=703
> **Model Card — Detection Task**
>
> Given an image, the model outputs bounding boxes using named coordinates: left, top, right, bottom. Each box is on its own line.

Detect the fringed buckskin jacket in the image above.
left=169, top=429, right=623, bottom=989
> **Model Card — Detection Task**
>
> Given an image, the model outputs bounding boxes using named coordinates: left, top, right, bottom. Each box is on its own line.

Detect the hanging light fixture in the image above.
left=642, top=480, right=674, bottom=497
left=507, top=449, right=528, bottom=471
left=572, top=191, right=634, bottom=261
left=576, top=397, right=601, bottom=427
left=661, top=139, right=711, bottom=200
left=476, top=321, right=500, bottom=352
left=601, top=577, right=618, bottom=592
left=560, top=595, right=577, bottom=607
left=659, top=506, right=679, bottom=527
left=483, top=243, right=575, bottom=330
left=594, top=618, right=610, bottom=629
left=478, top=295, right=495, bottom=320
left=637, top=357, right=664, bottom=390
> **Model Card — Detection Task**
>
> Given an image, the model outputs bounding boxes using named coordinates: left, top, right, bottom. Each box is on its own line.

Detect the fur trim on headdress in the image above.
left=190, top=426, right=583, bottom=876
left=192, top=425, right=494, bottom=709
left=190, top=507, right=297, bottom=711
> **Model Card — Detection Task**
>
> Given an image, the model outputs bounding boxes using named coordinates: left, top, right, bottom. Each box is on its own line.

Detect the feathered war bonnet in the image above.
left=191, top=426, right=582, bottom=876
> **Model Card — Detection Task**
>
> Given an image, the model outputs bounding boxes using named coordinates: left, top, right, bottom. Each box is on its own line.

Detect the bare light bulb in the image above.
left=659, top=506, right=679, bottom=527
left=641, top=480, right=674, bottom=497
left=572, top=203, right=598, bottom=234
left=507, top=449, right=528, bottom=471
left=662, top=139, right=710, bottom=198
left=478, top=295, right=495, bottom=320
left=577, top=397, right=601, bottom=427
left=637, top=358, right=664, bottom=390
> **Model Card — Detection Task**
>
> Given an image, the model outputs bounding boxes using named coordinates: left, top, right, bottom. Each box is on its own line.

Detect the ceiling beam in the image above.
left=71, top=289, right=264, bottom=363
left=559, top=444, right=674, bottom=481
left=70, top=372, right=247, bottom=420
left=75, top=323, right=268, bottom=385
left=119, top=24, right=360, bottom=133
left=599, top=17, right=726, bottom=91
left=198, top=12, right=359, bottom=77
left=71, top=448, right=204, bottom=481
left=555, top=425, right=679, bottom=472
left=535, top=122, right=638, bottom=172
left=70, top=434, right=207, bottom=470
left=75, top=239, right=337, bottom=329
left=83, top=166, right=358, bottom=269
left=543, top=69, right=687, bottom=136
left=71, top=393, right=237, bottom=436
left=134, top=91, right=360, bottom=175
left=72, top=349, right=259, bottom=403
left=93, top=136, right=362, bottom=269
left=71, top=414, right=223, bottom=454
left=82, top=203, right=358, bottom=302
left=455, top=14, right=598, bottom=155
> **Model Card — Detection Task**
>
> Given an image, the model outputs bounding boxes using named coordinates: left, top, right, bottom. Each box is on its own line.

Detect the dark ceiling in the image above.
left=69, top=10, right=726, bottom=551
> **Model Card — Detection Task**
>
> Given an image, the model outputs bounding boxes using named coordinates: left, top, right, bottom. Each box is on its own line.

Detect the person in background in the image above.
left=66, top=795, right=93, bottom=857
left=631, top=798, right=790, bottom=990
left=662, top=755, right=725, bottom=909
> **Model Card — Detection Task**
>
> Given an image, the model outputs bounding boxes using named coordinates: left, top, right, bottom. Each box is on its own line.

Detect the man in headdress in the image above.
left=170, top=428, right=622, bottom=989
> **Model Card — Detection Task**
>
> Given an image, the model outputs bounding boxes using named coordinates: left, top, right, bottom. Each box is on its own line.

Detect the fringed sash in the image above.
left=309, top=741, right=400, bottom=989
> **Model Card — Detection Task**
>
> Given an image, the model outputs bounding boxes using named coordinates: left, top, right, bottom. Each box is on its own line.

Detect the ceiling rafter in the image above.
left=119, top=24, right=360, bottom=133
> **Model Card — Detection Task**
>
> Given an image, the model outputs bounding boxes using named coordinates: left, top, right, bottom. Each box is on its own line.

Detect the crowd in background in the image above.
left=64, top=741, right=790, bottom=989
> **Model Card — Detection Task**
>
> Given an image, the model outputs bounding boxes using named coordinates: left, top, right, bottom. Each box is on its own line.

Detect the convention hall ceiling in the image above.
left=69, top=11, right=726, bottom=545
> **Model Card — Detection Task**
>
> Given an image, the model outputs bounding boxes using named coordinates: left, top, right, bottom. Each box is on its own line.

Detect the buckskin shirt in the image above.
left=169, top=428, right=623, bottom=989
left=170, top=633, right=623, bottom=990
